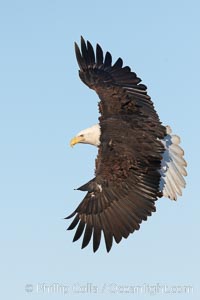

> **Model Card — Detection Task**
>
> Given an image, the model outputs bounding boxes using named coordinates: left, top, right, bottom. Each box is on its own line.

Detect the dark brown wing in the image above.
left=66, top=37, right=166, bottom=252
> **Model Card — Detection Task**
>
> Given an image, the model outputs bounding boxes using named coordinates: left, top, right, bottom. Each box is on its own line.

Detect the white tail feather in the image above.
left=159, top=126, right=187, bottom=200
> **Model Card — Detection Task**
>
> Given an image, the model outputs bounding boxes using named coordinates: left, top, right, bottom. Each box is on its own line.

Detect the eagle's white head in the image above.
left=70, top=124, right=100, bottom=147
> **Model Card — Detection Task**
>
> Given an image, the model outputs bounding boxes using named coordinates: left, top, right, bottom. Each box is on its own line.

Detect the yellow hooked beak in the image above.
left=70, top=136, right=85, bottom=147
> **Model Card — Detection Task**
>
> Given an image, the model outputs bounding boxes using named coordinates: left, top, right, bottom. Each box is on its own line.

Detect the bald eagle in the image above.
left=66, top=37, right=187, bottom=252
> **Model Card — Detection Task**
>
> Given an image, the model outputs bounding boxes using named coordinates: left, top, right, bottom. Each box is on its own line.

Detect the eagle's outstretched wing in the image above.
left=66, top=37, right=166, bottom=252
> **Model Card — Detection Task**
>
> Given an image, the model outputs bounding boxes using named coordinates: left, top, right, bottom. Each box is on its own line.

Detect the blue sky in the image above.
left=0, top=0, right=199, bottom=299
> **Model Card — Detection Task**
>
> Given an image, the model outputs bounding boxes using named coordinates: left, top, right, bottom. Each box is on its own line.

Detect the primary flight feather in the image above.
left=66, top=37, right=187, bottom=252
